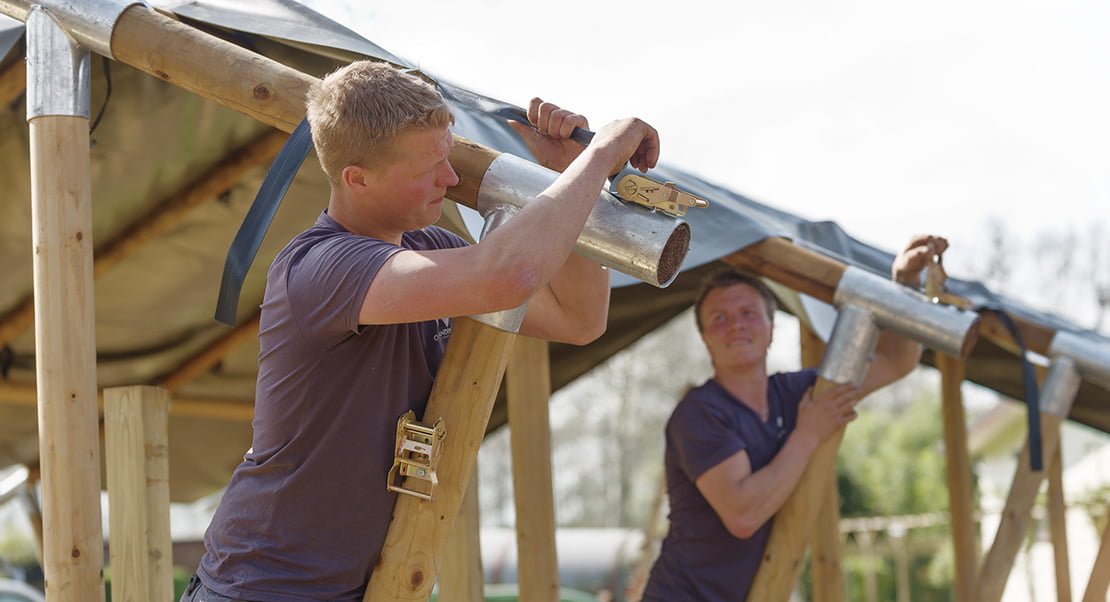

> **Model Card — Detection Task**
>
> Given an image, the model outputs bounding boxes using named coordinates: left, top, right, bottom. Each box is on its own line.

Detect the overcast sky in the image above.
left=303, top=0, right=1109, bottom=326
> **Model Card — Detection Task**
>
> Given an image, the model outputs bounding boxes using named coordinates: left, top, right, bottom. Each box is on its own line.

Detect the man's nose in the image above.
left=441, top=161, right=460, bottom=187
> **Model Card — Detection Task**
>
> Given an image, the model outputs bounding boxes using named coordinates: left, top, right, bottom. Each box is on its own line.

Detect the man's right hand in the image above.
left=590, top=117, right=661, bottom=175
left=795, top=382, right=862, bottom=447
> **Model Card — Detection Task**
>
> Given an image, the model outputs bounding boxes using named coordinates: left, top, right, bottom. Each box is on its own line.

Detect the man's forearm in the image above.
left=728, top=433, right=818, bottom=536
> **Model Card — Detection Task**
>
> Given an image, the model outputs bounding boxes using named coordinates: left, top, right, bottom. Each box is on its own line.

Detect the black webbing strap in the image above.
left=989, top=308, right=1043, bottom=471
left=436, top=82, right=595, bottom=146
left=214, top=118, right=313, bottom=326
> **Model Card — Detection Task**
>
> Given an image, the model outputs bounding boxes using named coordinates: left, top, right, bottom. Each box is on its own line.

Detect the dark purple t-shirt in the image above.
left=643, top=369, right=818, bottom=602
left=199, top=212, right=467, bottom=602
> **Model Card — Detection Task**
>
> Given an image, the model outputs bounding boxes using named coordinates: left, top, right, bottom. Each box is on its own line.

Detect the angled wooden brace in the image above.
left=938, top=354, right=979, bottom=602
left=975, top=331, right=1110, bottom=602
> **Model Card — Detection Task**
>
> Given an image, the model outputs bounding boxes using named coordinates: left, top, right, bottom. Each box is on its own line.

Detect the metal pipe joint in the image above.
left=0, top=0, right=138, bottom=58
left=1048, top=329, right=1110, bottom=392
left=469, top=204, right=528, bottom=333
left=476, top=153, right=690, bottom=288
left=833, top=266, right=980, bottom=359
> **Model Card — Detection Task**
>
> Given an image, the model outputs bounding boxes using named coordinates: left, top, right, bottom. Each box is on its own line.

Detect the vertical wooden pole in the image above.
left=893, top=529, right=911, bottom=602
left=507, top=336, right=560, bottom=602
left=105, top=386, right=173, bottom=602
left=31, top=114, right=105, bottom=602
left=105, top=388, right=151, bottom=602
left=1081, top=507, right=1110, bottom=602
left=801, top=324, right=843, bottom=602
left=1046, top=445, right=1072, bottom=602
left=438, top=471, right=484, bottom=602
left=938, top=353, right=978, bottom=602
left=974, top=415, right=1065, bottom=602
left=366, top=318, right=516, bottom=601
left=855, top=531, right=880, bottom=602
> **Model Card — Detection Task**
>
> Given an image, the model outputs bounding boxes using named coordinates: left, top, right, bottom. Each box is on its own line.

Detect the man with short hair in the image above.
left=642, top=235, right=947, bottom=601
left=186, top=60, right=661, bottom=602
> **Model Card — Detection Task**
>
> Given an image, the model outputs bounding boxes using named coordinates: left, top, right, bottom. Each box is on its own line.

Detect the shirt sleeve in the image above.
left=668, top=397, right=747, bottom=482
left=286, top=235, right=403, bottom=346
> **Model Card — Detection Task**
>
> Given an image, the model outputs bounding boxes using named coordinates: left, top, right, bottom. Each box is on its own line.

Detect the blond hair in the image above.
left=305, top=61, right=454, bottom=183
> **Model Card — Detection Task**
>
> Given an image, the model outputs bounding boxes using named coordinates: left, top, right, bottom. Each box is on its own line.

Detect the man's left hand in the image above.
left=892, top=234, right=949, bottom=286
left=508, top=97, right=589, bottom=172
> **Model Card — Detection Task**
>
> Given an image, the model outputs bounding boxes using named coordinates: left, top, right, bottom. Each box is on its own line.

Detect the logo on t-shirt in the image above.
left=432, top=318, right=452, bottom=342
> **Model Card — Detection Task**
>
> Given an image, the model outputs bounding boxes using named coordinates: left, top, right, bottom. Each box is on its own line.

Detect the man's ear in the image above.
left=341, top=164, right=369, bottom=191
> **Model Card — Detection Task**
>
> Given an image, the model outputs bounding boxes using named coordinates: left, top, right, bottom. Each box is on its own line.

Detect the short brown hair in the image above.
left=693, top=268, right=777, bottom=332
left=305, top=61, right=455, bottom=183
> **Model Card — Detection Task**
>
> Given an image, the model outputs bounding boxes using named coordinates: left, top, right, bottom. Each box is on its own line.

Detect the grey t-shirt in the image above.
left=199, top=212, right=467, bottom=602
left=643, top=369, right=818, bottom=601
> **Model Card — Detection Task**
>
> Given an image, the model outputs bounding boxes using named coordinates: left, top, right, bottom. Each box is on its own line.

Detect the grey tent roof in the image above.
left=0, top=0, right=1106, bottom=501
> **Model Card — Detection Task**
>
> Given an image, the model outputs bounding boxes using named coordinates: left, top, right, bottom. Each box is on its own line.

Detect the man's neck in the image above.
left=714, top=364, right=770, bottom=417
left=327, top=193, right=402, bottom=245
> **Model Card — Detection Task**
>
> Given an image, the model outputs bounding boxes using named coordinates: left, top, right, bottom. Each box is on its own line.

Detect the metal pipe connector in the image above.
left=26, top=6, right=89, bottom=119
left=0, top=0, right=139, bottom=58
left=476, top=153, right=690, bottom=288
left=469, top=204, right=528, bottom=333
left=1039, top=356, right=1081, bottom=418
left=818, top=304, right=880, bottom=386
left=833, top=266, right=979, bottom=358
left=1048, top=330, right=1110, bottom=392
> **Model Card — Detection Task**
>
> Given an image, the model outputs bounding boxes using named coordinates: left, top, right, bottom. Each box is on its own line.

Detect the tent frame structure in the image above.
left=1, top=2, right=1108, bottom=601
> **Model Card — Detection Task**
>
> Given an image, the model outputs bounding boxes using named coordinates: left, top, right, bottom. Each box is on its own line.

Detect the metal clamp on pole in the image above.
left=387, top=410, right=446, bottom=501
left=614, top=174, right=709, bottom=218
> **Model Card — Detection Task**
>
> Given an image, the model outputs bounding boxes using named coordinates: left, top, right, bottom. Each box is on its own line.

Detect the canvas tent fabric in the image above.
left=0, top=1, right=1106, bottom=502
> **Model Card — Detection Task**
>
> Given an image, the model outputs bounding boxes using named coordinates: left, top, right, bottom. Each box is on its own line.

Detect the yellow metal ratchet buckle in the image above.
left=615, top=174, right=709, bottom=217
left=387, top=410, right=446, bottom=501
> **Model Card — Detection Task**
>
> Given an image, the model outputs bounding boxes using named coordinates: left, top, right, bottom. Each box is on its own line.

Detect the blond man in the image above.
left=185, top=61, right=660, bottom=602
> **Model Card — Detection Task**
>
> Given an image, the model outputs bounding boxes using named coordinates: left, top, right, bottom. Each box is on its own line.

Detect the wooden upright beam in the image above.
left=748, top=378, right=845, bottom=601
left=0, top=58, right=25, bottom=107
left=507, top=337, right=560, bottom=602
left=104, top=386, right=173, bottom=602
left=1047, top=444, right=1072, bottom=602
left=365, top=318, right=516, bottom=601
left=438, top=471, right=484, bottom=602
left=1081, top=506, right=1110, bottom=602
left=938, top=353, right=978, bottom=602
left=974, top=414, right=1066, bottom=602
left=31, top=113, right=104, bottom=601
left=801, top=324, right=843, bottom=602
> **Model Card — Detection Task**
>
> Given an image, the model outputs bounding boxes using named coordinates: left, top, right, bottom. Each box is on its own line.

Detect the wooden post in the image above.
left=438, top=470, right=484, bottom=602
left=893, top=528, right=911, bottom=602
left=365, top=318, right=516, bottom=601
left=855, top=531, right=880, bottom=602
left=1081, top=507, right=1110, bottom=602
left=938, top=353, right=978, bottom=602
left=974, top=414, right=1065, bottom=602
left=801, top=324, right=843, bottom=602
left=1046, top=444, right=1072, bottom=602
left=104, top=386, right=173, bottom=602
left=746, top=374, right=849, bottom=601
left=31, top=112, right=105, bottom=601
left=507, top=336, right=560, bottom=602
